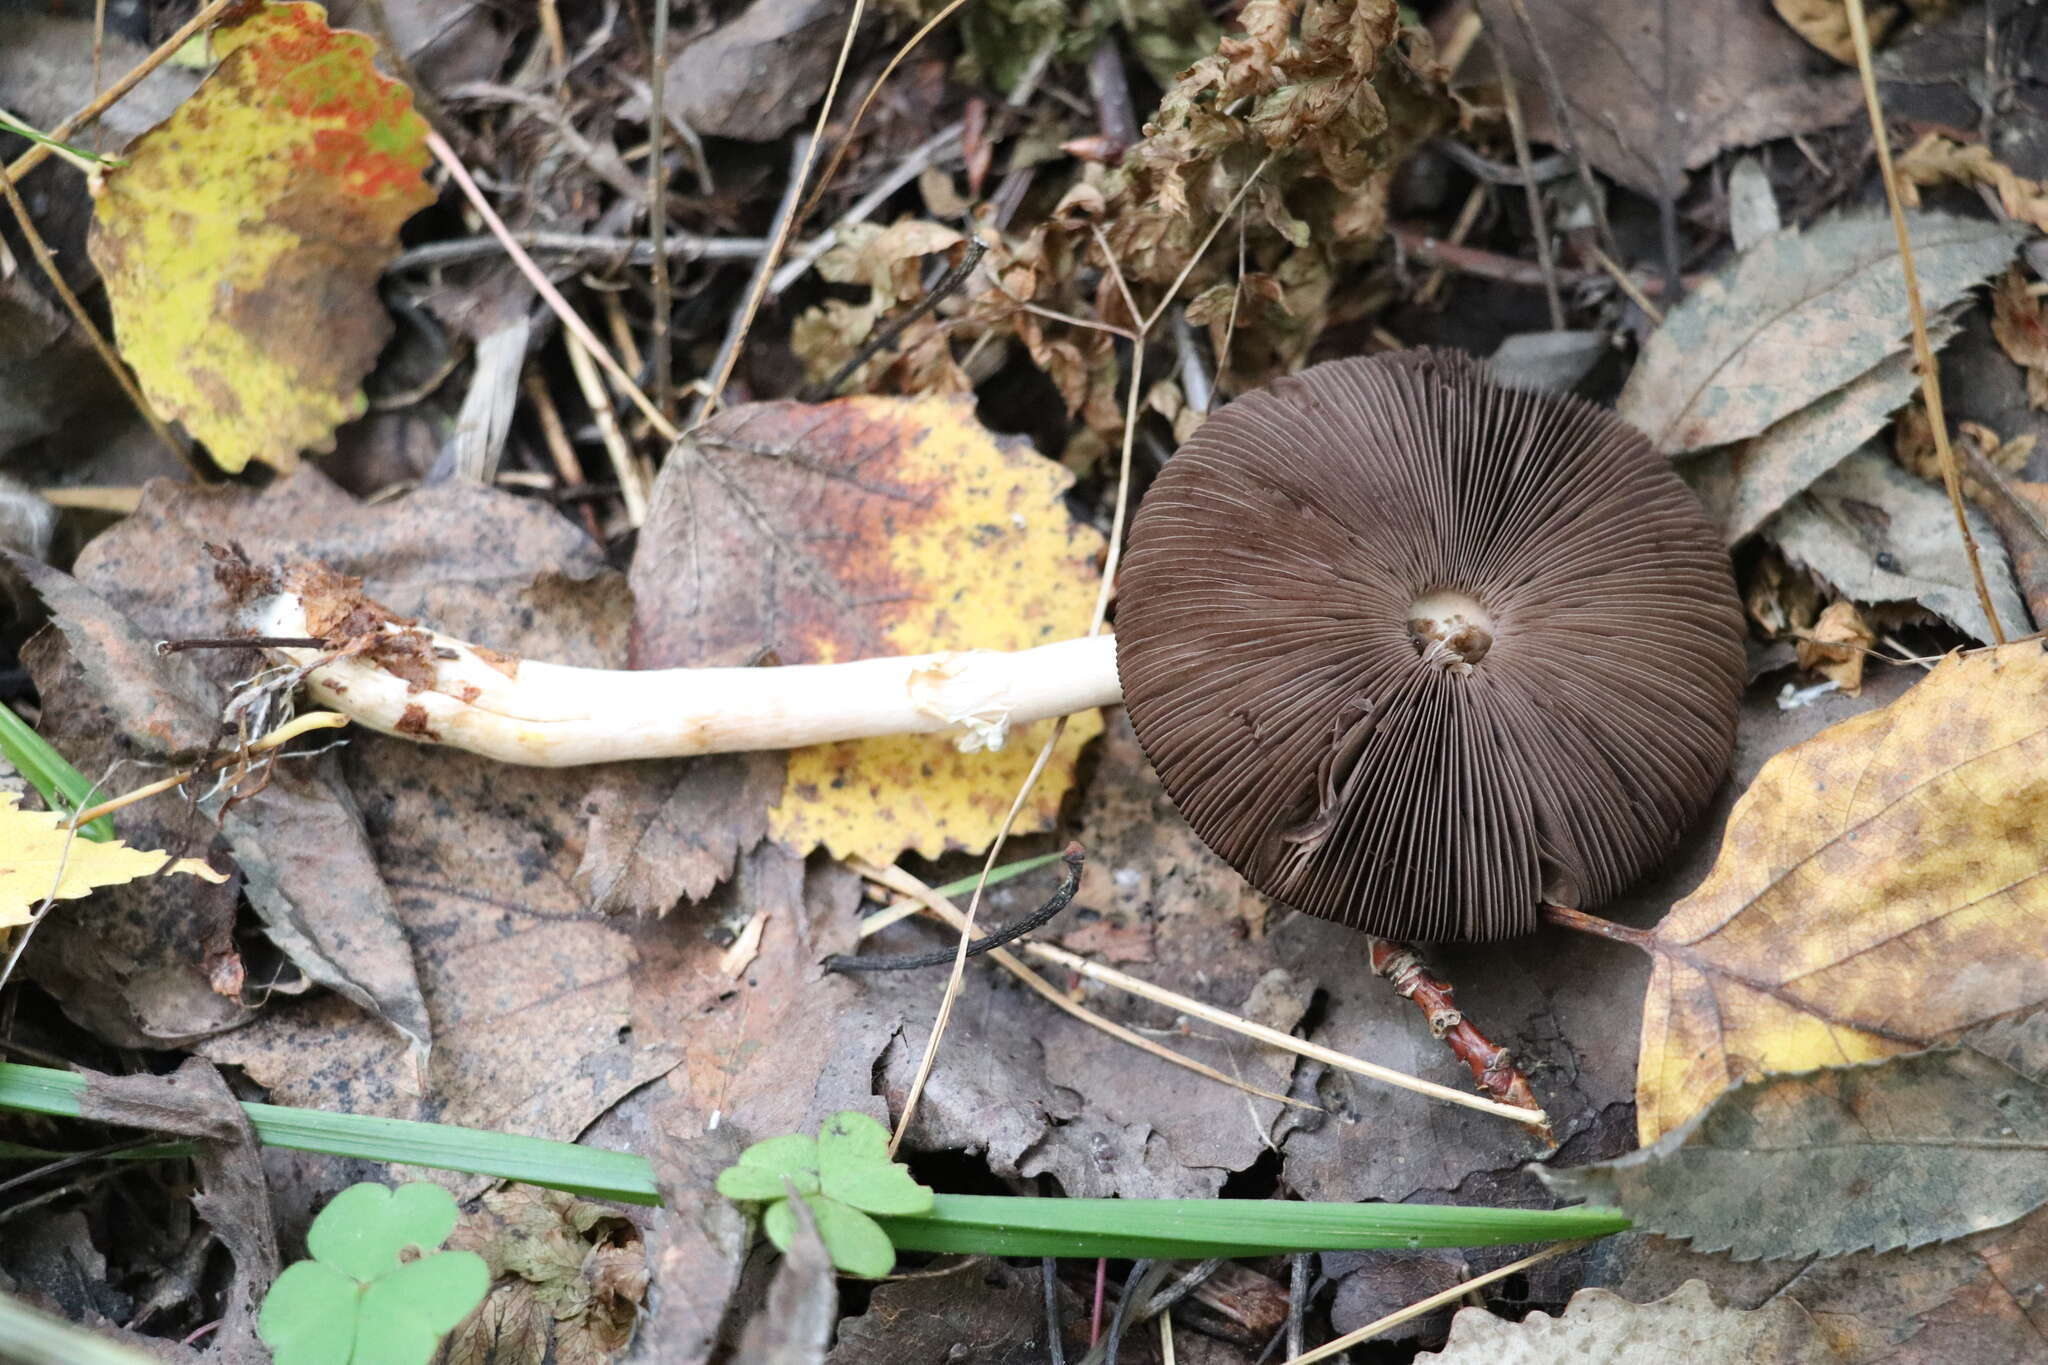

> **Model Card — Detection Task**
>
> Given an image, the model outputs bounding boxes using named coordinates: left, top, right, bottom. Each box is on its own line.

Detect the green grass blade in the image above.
left=876, top=1194, right=1629, bottom=1259
left=0, top=703, right=114, bottom=841
left=928, top=851, right=1061, bottom=898
left=0, top=1292, right=160, bottom=1365
left=0, top=1064, right=659, bottom=1205
left=0, top=110, right=126, bottom=169
left=0, top=1064, right=1624, bottom=1257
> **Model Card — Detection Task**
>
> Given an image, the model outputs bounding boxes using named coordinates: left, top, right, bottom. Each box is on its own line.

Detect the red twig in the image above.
left=1367, top=938, right=1553, bottom=1142
left=1539, top=903, right=1654, bottom=948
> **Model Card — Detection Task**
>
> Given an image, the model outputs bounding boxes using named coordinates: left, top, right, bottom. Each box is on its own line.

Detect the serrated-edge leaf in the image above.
left=1539, top=1046, right=2048, bottom=1260
left=1618, top=211, right=2028, bottom=454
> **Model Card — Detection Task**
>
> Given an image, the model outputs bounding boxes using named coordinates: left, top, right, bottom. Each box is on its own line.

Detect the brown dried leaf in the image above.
left=1794, top=600, right=1876, bottom=694
left=1480, top=0, right=1860, bottom=196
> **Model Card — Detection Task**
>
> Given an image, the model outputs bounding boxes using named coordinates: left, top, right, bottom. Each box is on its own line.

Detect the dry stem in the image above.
left=1367, top=937, right=1551, bottom=1136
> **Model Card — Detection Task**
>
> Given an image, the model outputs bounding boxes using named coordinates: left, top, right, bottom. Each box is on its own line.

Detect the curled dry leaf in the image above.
left=1545, top=1034, right=2048, bottom=1260
left=1633, top=642, right=2048, bottom=1142
left=1764, top=445, right=2026, bottom=646
left=1793, top=600, right=1876, bottom=694
left=1616, top=212, right=2027, bottom=456
left=1770, top=0, right=1901, bottom=66
left=88, top=1, right=433, bottom=472
left=1897, top=133, right=2048, bottom=234
left=1419, top=1280, right=1844, bottom=1362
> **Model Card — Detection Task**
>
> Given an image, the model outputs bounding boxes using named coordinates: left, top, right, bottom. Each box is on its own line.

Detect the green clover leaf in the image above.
left=715, top=1112, right=934, bottom=1277
left=257, top=1181, right=490, bottom=1365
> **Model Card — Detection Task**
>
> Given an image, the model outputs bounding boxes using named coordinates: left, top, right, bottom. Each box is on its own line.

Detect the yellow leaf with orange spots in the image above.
left=0, top=793, right=226, bottom=929
left=1635, top=643, right=2048, bottom=1141
left=89, top=1, right=433, bottom=472
left=637, top=395, right=1105, bottom=863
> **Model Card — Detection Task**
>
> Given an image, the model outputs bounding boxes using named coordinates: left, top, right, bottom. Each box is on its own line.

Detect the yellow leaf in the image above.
left=0, top=793, right=226, bottom=928
left=755, top=395, right=1105, bottom=863
left=89, top=1, right=434, bottom=472
left=1635, top=644, right=2048, bottom=1141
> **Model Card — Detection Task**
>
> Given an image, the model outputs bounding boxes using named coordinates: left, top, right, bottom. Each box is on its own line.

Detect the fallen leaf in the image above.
left=1765, top=444, right=2026, bottom=645
left=1990, top=265, right=2048, bottom=409
left=826, top=1260, right=1083, bottom=1364
left=659, top=0, right=848, bottom=141
left=632, top=395, right=1105, bottom=864
left=1547, top=1028, right=2048, bottom=1260
left=1696, top=326, right=1950, bottom=544
left=0, top=791, right=224, bottom=927
left=1795, top=600, right=1876, bottom=694
left=55, top=471, right=678, bottom=1190
left=89, top=1, right=434, bottom=472
left=1633, top=642, right=2048, bottom=1142
left=16, top=555, right=415, bottom=1052
left=444, top=1187, right=646, bottom=1365
left=1420, top=1280, right=1844, bottom=1362
left=1617, top=213, right=2026, bottom=455
left=1599, top=1202, right=2048, bottom=1364
left=1478, top=0, right=1859, bottom=197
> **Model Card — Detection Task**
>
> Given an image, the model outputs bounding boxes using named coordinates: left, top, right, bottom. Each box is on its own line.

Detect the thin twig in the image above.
left=800, top=0, right=975, bottom=229
left=1020, top=940, right=1551, bottom=1127
left=1045, top=1258, right=1068, bottom=1365
left=648, top=0, right=674, bottom=417
left=771, top=123, right=965, bottom=297
left=692, top=135, right=813, bottom=427
left=389, top=230, right=768, bottom=274
left=565, top=333, right=650, bottom=526
left=888, top=716, right=1073, bottom=1156
left=1367, top=938, right=1550, bottom=1135
left=1278, top=1242, right=1584, bottom=1365
left=3, top=0, right=239, bottom=186
left=1585, top=243, right=1663, bottom=323
left=0, top=173, right=196, bottom=473
left=1845, top=0, right=2005, bottom=643
left=854, top=859, right=1316, bottom=1112
left=424, top=131, right=680, bottom=443
left=1499, top=0, right=1618, bottom=260
left=1491, top=39, right=1564, bottom=330
left=805, top=237, right=988, bottom=399
left=698, top=0, right=869, bottom=424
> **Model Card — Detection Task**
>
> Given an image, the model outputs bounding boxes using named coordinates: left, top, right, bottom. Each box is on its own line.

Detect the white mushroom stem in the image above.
left=248, top=591, right=1124, bottom=767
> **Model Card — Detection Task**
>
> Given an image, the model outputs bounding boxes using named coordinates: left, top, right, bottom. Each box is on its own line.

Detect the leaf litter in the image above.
left=8, top=0, right=2048, bottom=1358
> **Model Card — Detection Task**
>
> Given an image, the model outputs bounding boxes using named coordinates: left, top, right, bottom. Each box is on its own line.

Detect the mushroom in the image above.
left=1116, top=349, right=1746, bottom=940
left=243, top=349, right=1743, bottom=940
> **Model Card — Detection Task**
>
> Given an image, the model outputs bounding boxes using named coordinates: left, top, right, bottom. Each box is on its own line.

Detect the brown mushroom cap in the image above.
left=1115, top=349, right=1745, bottom=941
